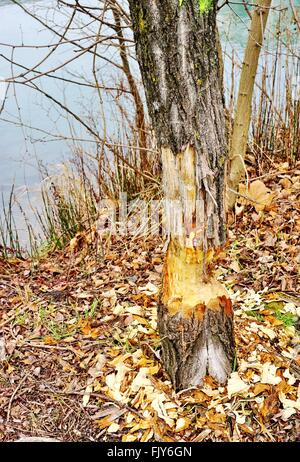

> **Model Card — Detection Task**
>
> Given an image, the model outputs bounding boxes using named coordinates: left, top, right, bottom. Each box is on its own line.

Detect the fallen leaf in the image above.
left=140, top=282, right=159, bottom=295
left=82, top=384, right=93, bottom=407
left=261, top=363, right=282, bottom=385
left=107, top=422, right=120, bottom=433
left=96, top=408, right=126, bottom=428
left=106, top=362, right=130, bottom=402
left=279, top=392, right=300, bottom=411
left=0, top=337, right=6, bottom=361
left=279, top=408, right=296, bottom=421
left=239, top=180, right=273, bottom=212
left=130, top=368, right=152, bottom=392
left=227, top=372, right=250, bottom=398
left=283, top=369, right=296, bottom=385
left=175, top=417, right=191, bottom=432
left=151, top=394, right=174, bottom=427
left=259, top=393, right=279, bottom=421
left=258, top=325, right=276, bottom=340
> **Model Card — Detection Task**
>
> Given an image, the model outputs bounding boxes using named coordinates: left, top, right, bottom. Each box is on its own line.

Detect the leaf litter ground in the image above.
left=0, top=161, right=300, bottom=442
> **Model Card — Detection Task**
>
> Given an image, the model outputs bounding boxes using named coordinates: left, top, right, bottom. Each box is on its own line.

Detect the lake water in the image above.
left=0, top=0, right=123, bottom=193
left=0, top=0, right=298, bottom=246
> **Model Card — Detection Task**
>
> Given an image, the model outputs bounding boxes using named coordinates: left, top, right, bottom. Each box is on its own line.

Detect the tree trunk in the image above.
left=112, top=6, right=149, bottom=171
left=227, top=0, right=272, bottom=209
left=128, top=0, right=235, bottom=390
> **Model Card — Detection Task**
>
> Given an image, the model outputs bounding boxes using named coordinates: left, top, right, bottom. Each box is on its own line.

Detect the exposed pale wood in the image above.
left=158, top=237, right=235, bottom=389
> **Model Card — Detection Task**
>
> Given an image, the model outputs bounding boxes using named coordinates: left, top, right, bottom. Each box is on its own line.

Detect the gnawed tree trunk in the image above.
left=227, top=0, right=272, bottom=209
left=128, top=0, right=235, bottom=390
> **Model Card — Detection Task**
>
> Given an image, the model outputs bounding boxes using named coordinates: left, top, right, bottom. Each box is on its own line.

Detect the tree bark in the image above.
left=128, top=0, right=235, bottom=390
left=227, top=0, right=272, bottom=209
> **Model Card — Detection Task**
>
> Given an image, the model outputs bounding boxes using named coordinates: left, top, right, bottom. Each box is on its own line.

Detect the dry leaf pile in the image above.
left=0, top=161, right=300, bottom=442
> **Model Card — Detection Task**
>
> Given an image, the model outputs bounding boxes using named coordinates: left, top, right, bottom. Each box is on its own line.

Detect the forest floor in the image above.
left=0, top=161, right=300, bottom=442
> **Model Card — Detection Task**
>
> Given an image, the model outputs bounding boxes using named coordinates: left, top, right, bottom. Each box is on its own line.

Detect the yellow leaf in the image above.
left=110, top=353, right=131, bottom=367
left=253, top=383, right=271, bottom=396
left=129, top=421, right=151, bottom=433
left=206, top=409, right=226, bottom=424
left=239, top=180, right=273, bottom=212
left=69, top=236, right=78, bottom=252
left=279, top=392, right=300, bottom=411
left=227, top=372, right=250, bottom=398
left=279, top=178, right=292, bottom=189
left=6, top=363, right=15, bottom=374
left=130, top=368, right=152, bottom=392
left=141, top=428, right=153, bottom=442
left=107, top=422, right=120, bottom=433
left=258, top=325, right=276, bottom=340
left=239, top=424, right=254, bottom=434
left=151, top=394, right=174, bottom=427
left=148, top=364, right=160, bottom=375
left=43, top=336, right=57, bottom=345
left=106, top=362, right=130, bottom=402
left=97, top=416, right=114, bottom=429
left=122, top=434, right=137, bottom=442
left=175, top=417, right=191, bottom=432
left=140, top=282, right=159, bottom=295
left=261, top=363, right=282, bottom=385
left=82, top=384, right=93, bottom=407
left=125, top=306, right=143, bottom=315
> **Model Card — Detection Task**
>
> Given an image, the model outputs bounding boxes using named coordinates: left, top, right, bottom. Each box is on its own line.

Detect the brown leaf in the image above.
left=239, top=180, right=274, bottom=212
left=259, top=392, right=279, bottom=421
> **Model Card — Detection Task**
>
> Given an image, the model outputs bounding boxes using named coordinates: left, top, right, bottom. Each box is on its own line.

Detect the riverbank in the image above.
left=1, top=0, right=299, bottom=248
left=0, top=160, right=300, bottom=442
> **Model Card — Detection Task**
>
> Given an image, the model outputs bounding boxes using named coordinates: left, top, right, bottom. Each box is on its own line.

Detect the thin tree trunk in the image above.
left=227, top=0, right=272, bottom=209
left=112, top=6, right=148, bottom=171
left=128, top=0, right=235, bottom=390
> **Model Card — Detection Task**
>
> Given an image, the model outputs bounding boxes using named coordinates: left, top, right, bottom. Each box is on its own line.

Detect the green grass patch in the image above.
left=264, top=301, right=298, bottom=328
left=245, top=310, right=265, bottom=322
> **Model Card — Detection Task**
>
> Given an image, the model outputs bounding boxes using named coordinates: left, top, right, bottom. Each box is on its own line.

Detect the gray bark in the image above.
left=129, top=0, right=227, bottom=246
left=128, top=0, right=235, bottom=390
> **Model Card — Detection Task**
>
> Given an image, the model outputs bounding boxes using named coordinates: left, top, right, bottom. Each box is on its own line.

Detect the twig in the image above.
left=228, top=188, right=262, bottom=205
left=6, top=372, right=30, bottom=422
left=39, top=385, right=144, bottom=419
